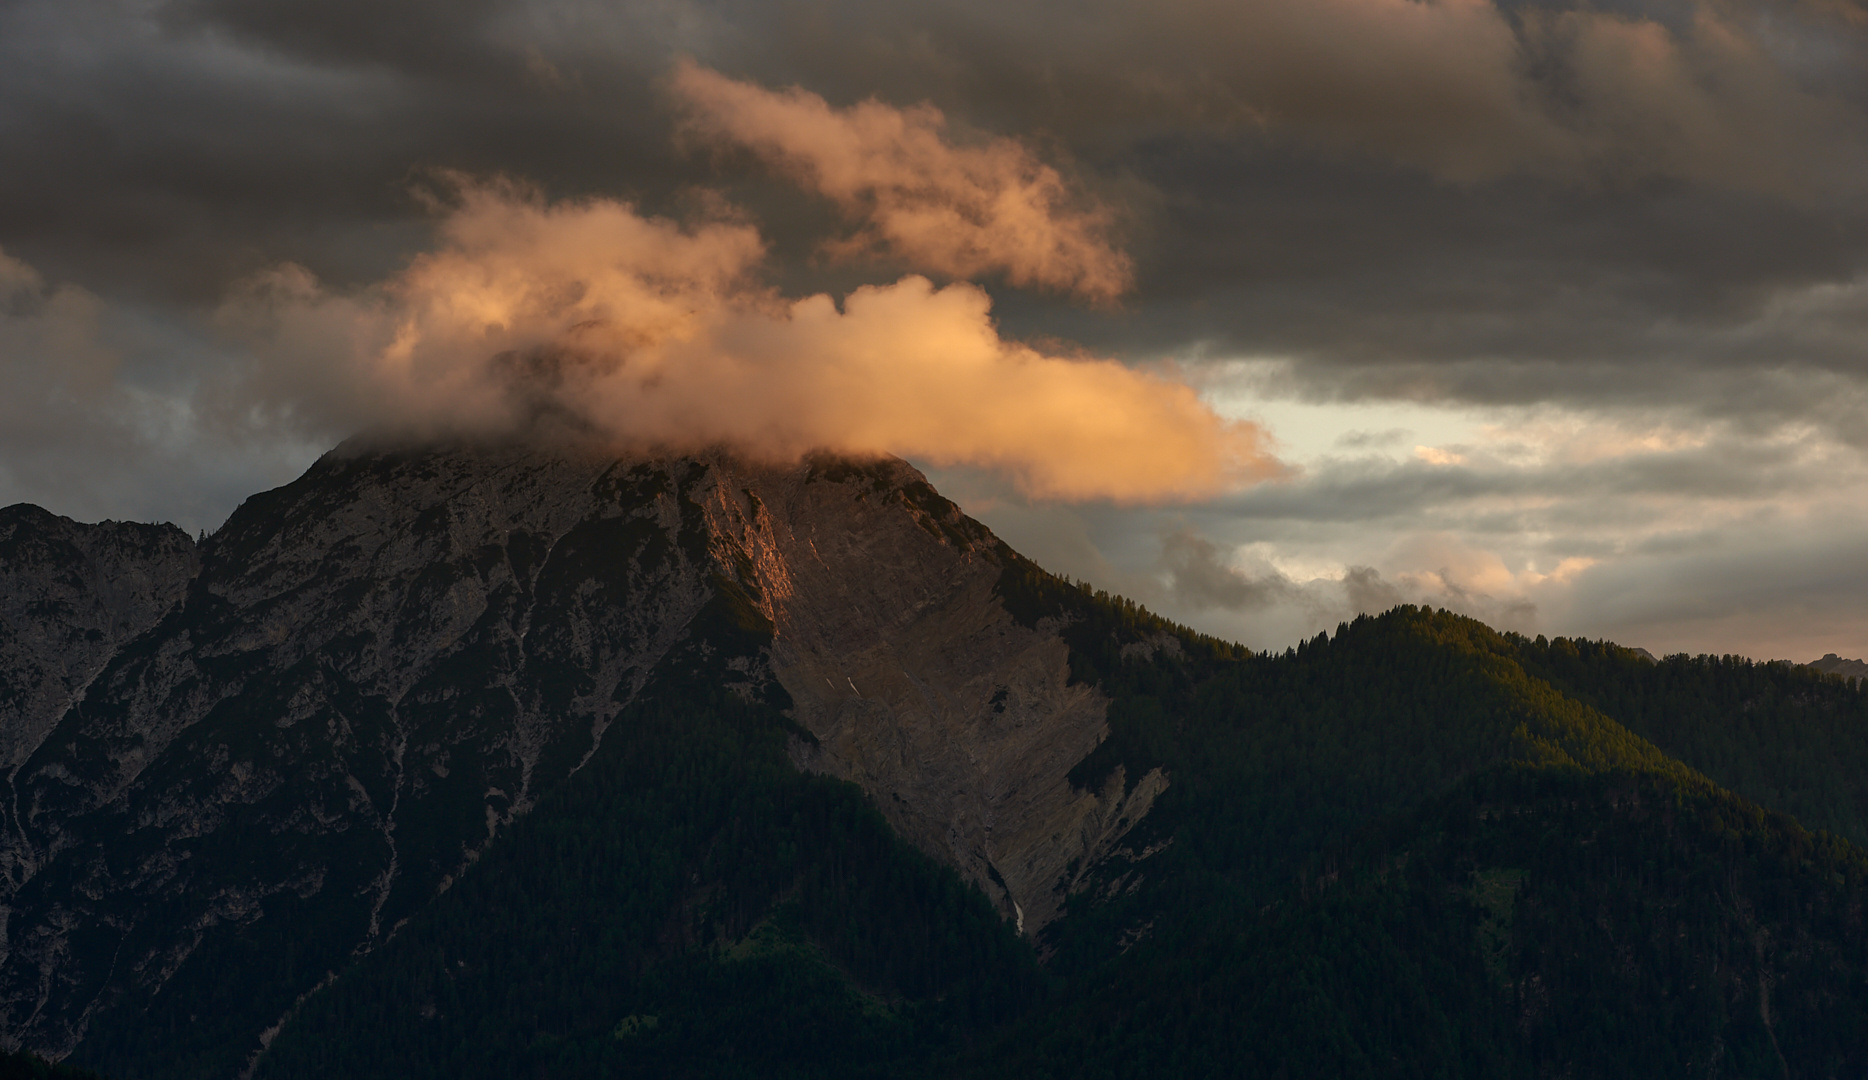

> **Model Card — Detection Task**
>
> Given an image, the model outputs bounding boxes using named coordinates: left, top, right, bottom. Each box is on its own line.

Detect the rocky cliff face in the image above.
left=0, top=441, right=1164, bottom=1065
left=693, top=457, right=1165, bottom=935
left=0, top=507, right=198, bottom=779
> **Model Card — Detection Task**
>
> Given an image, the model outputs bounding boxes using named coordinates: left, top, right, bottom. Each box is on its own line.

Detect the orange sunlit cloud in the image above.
left=220, top=179, right=1279, bottom=502
left=671, top=60, right=1134, bottom=303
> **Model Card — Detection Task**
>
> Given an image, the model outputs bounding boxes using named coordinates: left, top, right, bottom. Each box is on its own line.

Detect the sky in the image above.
left=4, top=0, right=1868, bottom=661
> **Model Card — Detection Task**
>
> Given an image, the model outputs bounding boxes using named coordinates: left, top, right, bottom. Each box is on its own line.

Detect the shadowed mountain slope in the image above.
left=0, top=506, right=197, bottom=778
left=0, top=441, right=1150, bottom=1075
left=1, top=443, right=1866, bottom=1077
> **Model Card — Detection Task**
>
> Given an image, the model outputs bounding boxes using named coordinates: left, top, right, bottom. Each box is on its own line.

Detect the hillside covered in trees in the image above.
left=247, top=593, right=1868, bottom=1079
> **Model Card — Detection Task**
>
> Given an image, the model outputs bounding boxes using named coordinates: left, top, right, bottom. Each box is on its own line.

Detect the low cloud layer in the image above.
left=1157, top=524, right=1541, bottom=645
left=220, top=175, right=1274, bottom=502
left=947, top=397, right=1868, bottom=660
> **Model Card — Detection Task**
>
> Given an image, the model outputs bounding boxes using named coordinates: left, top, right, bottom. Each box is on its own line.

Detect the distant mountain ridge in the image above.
left=2, top=441, right=1868, bottom=1077
left=1809, top=652, right=1868, bottom=681
left=0, top=507, right=197, bottom=777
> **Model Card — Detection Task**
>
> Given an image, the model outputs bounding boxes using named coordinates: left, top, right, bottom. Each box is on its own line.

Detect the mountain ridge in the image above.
left=1809, top=652, right=1868, bottom=681
left=3, top=441, right=1868, bottom=1076
left=0, top=439, right=1164, bottom=1071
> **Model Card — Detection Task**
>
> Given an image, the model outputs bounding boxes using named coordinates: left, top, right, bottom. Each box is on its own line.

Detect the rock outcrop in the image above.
left=0, top=507, right=198, bottom=777
left=692, top=455, right=1165, bottom=935
left=0, top=441, right=1166, bottom=1065
left=0, top=444, right=738, bottom=1060
left=1808, top=652, right=1868, bottom=681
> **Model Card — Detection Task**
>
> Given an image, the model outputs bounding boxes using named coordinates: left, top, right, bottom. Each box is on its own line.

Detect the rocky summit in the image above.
left=0, top=440, right=1158, bottom=1070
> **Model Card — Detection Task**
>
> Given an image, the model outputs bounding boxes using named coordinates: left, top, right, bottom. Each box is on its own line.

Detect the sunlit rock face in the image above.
left=0, top=440, right=1161, bottom=1063
left=693, top=455, right=1166, bottom=935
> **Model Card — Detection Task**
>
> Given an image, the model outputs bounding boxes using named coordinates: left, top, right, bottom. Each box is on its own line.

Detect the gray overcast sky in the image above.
left=6, top=0, right=1868, bottom=660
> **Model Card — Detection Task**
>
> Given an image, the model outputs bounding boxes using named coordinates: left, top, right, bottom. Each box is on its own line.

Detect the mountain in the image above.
left=1, top=440, right=1867, bottom=1078
left=0, top=506, right=197, bottom=785
left=0, top=441, right=1149, bottom=1076
left=1809, top=653, right=1868, bottom=682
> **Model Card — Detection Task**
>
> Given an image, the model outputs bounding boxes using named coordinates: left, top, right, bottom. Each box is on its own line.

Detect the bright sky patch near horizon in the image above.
left=4, top=0, right=1868, bottom=662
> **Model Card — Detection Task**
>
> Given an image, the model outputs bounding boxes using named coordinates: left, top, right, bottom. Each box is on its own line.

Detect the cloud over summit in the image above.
left=220, top=127, right=1273, bottom=501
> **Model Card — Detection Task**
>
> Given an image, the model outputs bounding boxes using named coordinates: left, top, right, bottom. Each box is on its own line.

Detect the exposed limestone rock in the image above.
left=0, top=444, right=735, bottom=1059
left=0, top=440, right=1166, bottom=1064
left=692, top=455, right=1166, bottom=935
left=0, top=506, right=197, bottom=775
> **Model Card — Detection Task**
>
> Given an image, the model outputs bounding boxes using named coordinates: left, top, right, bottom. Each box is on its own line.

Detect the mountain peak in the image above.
left=1808, top=652, right=1868, bottom=680
left=0, top=503, right=197, bottom=774
left=0, top=440, right=1166, bottom=1065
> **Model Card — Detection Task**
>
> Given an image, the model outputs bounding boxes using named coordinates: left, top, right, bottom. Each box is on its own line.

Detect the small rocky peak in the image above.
left=1808, top=653, right=1868, bottom=681
left=0, top=503, right=199, bottom=769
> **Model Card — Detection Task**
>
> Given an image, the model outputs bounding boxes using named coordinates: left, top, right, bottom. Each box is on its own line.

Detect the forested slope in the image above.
left=1517, top=636, right=1868, bottom=844
left=983, top=597, right=1868, bottom=1076
left=238, top=580, right=1868, bottom=1078
left=0, top=1050, right=103, bottom=1080
left=250, top=690, right=1040, bottom=1080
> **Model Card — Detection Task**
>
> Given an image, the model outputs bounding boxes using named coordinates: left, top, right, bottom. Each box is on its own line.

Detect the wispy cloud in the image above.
left=671, top=61, right=1133, bottom=302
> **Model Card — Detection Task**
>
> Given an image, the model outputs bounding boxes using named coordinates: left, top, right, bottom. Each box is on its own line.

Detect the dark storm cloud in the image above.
left=685, top=0, right=1868, bottom=187
left=706, top=0, right=1868, bottom=434
left=0, top=0, right=688, bottom=302
left=670, top=0, right=1868, bottom=431
left=171, top=0, right=508, bottom=74
left=9, top=0, right=1868, bottom=337
left=1559, top=515, right=1868, bottom=661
